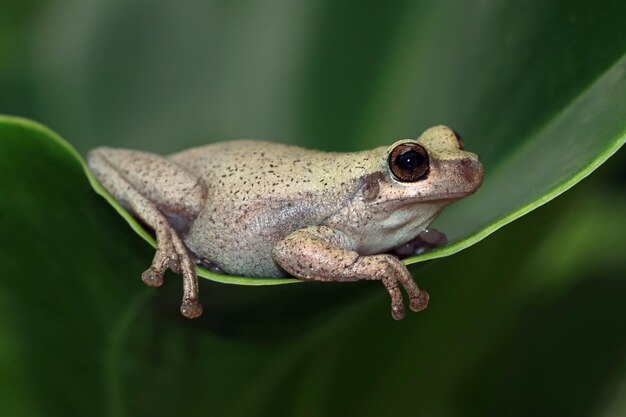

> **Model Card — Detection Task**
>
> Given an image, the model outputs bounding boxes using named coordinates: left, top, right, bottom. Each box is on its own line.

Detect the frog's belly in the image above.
left=183, top=221, right=287, bottom=277
left=182, top=202, right=326, bottom=278
left=352, top=203, right=442, bottom=255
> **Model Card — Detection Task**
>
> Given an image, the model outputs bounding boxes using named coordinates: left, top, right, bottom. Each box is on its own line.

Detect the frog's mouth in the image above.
left=371, top=190, right=475, bottom=208
left=418, top=190, right=478, bottom=203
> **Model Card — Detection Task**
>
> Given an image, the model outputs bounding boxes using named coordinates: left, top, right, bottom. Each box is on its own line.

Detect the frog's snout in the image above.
left=459, top=155, right=484, bottom=191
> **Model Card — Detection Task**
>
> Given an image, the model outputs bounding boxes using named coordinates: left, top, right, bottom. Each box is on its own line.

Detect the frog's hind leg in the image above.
left=88, top=148, right=207, bottom=318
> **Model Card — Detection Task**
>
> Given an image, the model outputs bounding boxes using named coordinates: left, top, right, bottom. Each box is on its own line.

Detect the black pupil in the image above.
left=396, top=149, right=424, bottom=171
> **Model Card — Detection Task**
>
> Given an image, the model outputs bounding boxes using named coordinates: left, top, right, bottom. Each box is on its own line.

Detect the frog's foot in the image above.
left=171, top=231, right=202, bottom=318
left=141, top=227, right=177, bottom=287
left=391, top=228, right=448, bottom=258
left=141, top=221, right=202, bottom=318
left=355, top=254, right=429, bottom=320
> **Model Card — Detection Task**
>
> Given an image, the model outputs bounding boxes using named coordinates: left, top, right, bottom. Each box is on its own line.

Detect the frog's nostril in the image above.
left=459, top=158, right=483, bottom=186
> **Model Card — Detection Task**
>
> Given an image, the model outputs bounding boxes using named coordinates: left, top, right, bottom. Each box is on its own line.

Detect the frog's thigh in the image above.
left=88, top=147, right=206, bottom=217
left=88, top=147, right=204, bottom=318
left=273, top=226, right=429, bottom=320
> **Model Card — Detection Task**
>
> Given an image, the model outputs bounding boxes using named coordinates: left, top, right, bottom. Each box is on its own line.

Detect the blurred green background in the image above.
left=1, top=1, right=625, bottom=416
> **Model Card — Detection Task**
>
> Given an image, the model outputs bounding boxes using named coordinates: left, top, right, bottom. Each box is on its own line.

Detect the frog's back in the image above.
left=169, top=140, right=383, bottom=277
left=169, top=140, right=380, bottom=206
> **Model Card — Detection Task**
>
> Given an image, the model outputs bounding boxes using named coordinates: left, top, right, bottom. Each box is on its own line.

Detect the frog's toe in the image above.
left=180, top=298, right=203, bottom=319
left=409, top=290, right=429, bottom=312
left=391, top=302, right=406, bottom=320
left=141, top=267, right=164, bottom=287
left=167, top=256, right=181, bottom=274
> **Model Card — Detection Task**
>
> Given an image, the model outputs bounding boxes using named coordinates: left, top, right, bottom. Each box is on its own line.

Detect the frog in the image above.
left=87, top=125, right=483, bottom=320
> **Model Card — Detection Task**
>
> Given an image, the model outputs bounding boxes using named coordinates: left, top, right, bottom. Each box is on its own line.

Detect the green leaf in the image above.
left=0, top=115, right=151, bottom=417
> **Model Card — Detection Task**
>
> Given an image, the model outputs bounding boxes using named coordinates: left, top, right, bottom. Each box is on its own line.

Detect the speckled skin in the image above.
left=88, top=125, right=483, bottom=319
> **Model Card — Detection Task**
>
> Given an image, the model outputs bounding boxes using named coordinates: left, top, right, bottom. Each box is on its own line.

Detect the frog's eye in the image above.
left=388, top=143, right=430, bottom=182
left=452, top=130, right=465, bottom=150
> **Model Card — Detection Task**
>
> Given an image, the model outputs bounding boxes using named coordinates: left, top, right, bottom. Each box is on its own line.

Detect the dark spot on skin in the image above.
left=359, top=171, right=385, bottom=202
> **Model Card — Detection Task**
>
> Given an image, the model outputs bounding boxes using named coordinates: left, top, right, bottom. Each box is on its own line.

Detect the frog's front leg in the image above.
left=88, top=148, right=206, bottom=318
left=273, top=226, right=429, bottom=320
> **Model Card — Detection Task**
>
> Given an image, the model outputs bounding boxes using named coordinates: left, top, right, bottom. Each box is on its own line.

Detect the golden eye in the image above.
left=388, top=143, right=429, bottom=182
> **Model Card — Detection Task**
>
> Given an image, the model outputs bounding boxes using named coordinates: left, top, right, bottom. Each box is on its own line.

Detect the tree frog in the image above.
left=88, top=125, right=483, bottom=320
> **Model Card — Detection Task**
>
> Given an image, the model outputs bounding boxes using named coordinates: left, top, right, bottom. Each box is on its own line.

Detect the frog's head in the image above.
left=382, top=125, right=483, bottom=202
left=352, top=125, right=483, bottom=253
